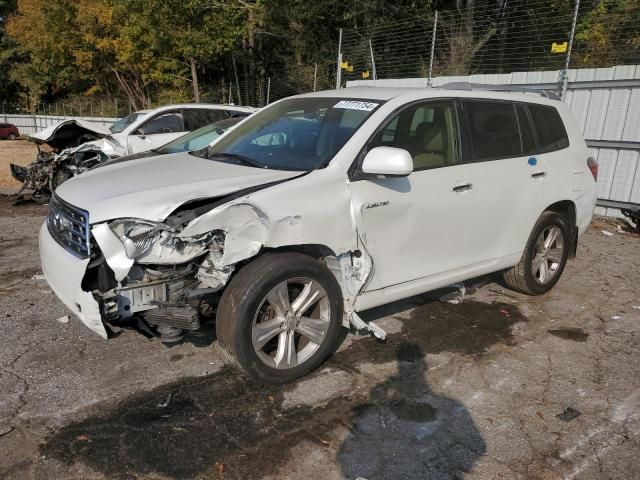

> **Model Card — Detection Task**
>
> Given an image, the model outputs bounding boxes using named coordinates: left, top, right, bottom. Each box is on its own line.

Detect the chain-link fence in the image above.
left=6, top=0, right=638, bottom=116
left=339, top=0, right=639, bottom=89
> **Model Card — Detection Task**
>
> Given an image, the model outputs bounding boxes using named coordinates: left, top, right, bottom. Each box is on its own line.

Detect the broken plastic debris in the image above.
left=32, top=274, right=46, bottom=280
left=438, top=283, right=466, bottom=304
left=556, top=407, right=581, bottom=422
left=350, top=312, right=386, bottom=340
left=56, top=315, right=70, bottom=324
left=157, top=393, right=173, bottom=408
left=611, top=315, right=622, bottom=320
left=601, top=230, right=614, bottom=236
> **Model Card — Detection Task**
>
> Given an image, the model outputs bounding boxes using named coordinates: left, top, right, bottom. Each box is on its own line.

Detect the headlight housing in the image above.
left=109, top=219, right=176, bottom=259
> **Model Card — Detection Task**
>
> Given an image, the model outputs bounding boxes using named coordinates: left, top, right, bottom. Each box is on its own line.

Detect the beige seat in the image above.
left=412, top=111, right=448, bottom=169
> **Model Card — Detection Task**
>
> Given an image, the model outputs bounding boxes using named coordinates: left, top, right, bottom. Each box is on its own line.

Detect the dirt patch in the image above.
left=0, top=140, right=38, bottom=191
left=40, top=301, right=522, bottom=479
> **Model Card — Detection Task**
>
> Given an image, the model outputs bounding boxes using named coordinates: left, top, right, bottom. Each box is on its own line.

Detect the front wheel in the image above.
left=8, top=133, right=16, bottom=141
left=503, top=211, right=569, bottom=295
left=216, top=252, right=344, bottom=383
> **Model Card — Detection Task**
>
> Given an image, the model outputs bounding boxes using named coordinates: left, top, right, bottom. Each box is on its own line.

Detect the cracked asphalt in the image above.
left=0, top=194, right=639, bottom=480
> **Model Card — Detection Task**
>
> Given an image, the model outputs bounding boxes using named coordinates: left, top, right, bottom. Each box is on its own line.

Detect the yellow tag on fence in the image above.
left=551, top=42, right=568, bottom=53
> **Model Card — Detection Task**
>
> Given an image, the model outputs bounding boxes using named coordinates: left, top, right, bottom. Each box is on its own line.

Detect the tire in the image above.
left=8, top=133, right=16, bottom=141
left=503, top=211, right=569, bottom=295
left=216, top=252, right=344, bottom=383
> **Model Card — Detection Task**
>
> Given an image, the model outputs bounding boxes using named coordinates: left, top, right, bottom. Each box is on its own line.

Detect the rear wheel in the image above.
left=8, top=133, right=16, bottom=141
left=503, top=211, right=569, bottom=295
left=216, top=252, right=344, bottom=383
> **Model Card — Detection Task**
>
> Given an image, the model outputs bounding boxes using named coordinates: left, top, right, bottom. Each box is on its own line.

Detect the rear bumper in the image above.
left=575, top=188, right=597, bottom=237
left=39, top=222, right=107, bottom=338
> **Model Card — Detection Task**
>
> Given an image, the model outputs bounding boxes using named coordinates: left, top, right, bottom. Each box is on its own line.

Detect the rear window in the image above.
left=465, top=100, right=522, bottom=161
left=528, top=104, right=569, bottom=153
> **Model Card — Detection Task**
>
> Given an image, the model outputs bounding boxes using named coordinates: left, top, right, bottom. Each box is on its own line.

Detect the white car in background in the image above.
left=40, top=86, right=597, bottom=383
left=96, top=104, right=256, bottom=157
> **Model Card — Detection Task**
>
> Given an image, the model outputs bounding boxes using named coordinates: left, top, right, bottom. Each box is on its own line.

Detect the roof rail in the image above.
left=437, top=82, right=561, bottom=101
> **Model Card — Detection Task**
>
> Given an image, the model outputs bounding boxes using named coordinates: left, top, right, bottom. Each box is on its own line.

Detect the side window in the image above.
left=369, top=101, right=460, bottom=170
left=465, top=100, right=522, bottom=161
left=528, top=104, right=570, bottom=153
left=137, top=112, right=184, bottom=135
left=516, top=104, right=536, bottom=155
left=184, top=109, right=228, bottom=130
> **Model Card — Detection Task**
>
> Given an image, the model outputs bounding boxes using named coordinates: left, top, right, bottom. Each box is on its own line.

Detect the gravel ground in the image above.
left=0, top=139, right=38, bottom=192
left=0, top=194, right=639, bottom=480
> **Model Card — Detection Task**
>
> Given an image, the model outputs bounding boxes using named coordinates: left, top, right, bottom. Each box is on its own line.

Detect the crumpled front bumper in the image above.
left=39, top=222, right=107, bottom=338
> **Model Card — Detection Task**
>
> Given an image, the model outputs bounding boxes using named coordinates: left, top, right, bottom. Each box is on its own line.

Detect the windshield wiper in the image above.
left=206, top=151, right=266, bottom=169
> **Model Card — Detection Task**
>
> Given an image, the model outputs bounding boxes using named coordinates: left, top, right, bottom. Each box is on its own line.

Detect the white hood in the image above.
left=55, top=152, right=302, bottom=223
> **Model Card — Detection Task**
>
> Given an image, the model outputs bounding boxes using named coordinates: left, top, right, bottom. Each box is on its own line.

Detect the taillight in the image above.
left=587, top=157, right=598, bottom=181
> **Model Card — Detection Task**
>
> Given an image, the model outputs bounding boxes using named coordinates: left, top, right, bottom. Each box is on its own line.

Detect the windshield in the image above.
left=157, top=117, right=242, bottom=154
left=200, top=97, right=382, bottom=171
left=109, top=111, right=148, bottom=133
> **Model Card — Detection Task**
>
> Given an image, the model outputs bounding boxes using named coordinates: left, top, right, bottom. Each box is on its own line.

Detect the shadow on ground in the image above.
left=338, top=343, right=486, bottom=479
left=40, top=300, right=525, bottom=479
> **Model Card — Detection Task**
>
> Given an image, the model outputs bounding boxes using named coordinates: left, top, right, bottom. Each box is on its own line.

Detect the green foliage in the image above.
left=2, top=0, right=638, bottom=112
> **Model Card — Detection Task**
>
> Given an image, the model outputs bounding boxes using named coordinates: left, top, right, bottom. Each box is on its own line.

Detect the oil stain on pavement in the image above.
left=40, top=300, right=525, bottom=479
left=547, top=327, right=589, bottom=342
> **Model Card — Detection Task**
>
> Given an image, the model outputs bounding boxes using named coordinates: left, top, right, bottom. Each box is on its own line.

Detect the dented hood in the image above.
left=55, top=152, right=301, bottom=223
left=29, top=119, right=112, bottom=149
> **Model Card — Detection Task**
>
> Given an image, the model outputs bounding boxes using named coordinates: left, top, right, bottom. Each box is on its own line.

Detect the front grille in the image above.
left=47, top=195, right=91, bottom=259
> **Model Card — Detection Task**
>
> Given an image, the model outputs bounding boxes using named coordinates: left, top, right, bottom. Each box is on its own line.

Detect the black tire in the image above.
left=8, top=133, right=16, bottom=141
left=216, top=252, right=344, bottom=383
left=503, top=211, right=570, bottom=295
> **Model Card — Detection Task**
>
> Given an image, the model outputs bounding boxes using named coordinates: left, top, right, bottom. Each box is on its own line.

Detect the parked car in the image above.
left=10, top=104, right=255, bottom=200
left=96, top=116, right=246, bottom=168
left=93, top=104, right=256, bottom=158
left=0, top=123, right=20, bottom=140
left=39, top=87, right=597, bottom=383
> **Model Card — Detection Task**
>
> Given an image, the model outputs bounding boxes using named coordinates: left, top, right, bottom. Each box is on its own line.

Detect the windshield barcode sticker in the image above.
left=333, top=100, right=379, bottom=111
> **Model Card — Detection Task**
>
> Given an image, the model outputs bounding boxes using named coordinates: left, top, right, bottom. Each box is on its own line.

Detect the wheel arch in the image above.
left=260, top=243, right=338, bottom=260
left=542, top=200, right=577, bottom=258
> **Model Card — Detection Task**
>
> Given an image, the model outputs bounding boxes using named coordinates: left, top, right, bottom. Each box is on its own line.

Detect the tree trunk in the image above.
left=190, top=57, right=200, bottom=103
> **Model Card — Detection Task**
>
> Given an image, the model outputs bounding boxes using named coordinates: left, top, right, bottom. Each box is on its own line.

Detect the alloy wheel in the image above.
left=252, top=277, right=331, bottom=369
left=531, top=225, right=564, bottom=285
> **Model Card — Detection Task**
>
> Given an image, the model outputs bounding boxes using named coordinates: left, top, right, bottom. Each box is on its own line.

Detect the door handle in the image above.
left=452, top=183, right=473, bottom=192
left=531, top=171, right=547, bottom=178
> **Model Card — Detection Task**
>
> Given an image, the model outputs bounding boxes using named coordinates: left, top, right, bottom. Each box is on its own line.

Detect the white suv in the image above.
left=39, top=87, right=597, bottom=383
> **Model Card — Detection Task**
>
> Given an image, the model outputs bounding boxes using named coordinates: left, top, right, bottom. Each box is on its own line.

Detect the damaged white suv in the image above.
left=40, top=86, right=597, bottom=382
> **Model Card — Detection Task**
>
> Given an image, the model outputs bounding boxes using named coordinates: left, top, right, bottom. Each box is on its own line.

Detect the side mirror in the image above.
left=361, top=146, right=413, bottom=177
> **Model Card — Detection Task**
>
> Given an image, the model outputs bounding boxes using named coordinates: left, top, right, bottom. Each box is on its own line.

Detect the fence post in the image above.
left=428, top=11, right=439, bottom=86
left=560, top=0, right=580, bottom=100
left=266, top=77, right=271, bottom=105
left=336, top=28, right=343, bottom=89
left=313, top=63, right=318, bottom=92
left=369, top=39, right=377, bottom=81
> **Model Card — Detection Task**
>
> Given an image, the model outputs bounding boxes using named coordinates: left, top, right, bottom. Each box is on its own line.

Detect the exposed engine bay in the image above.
left=10, top=120, right=110, bottom=202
